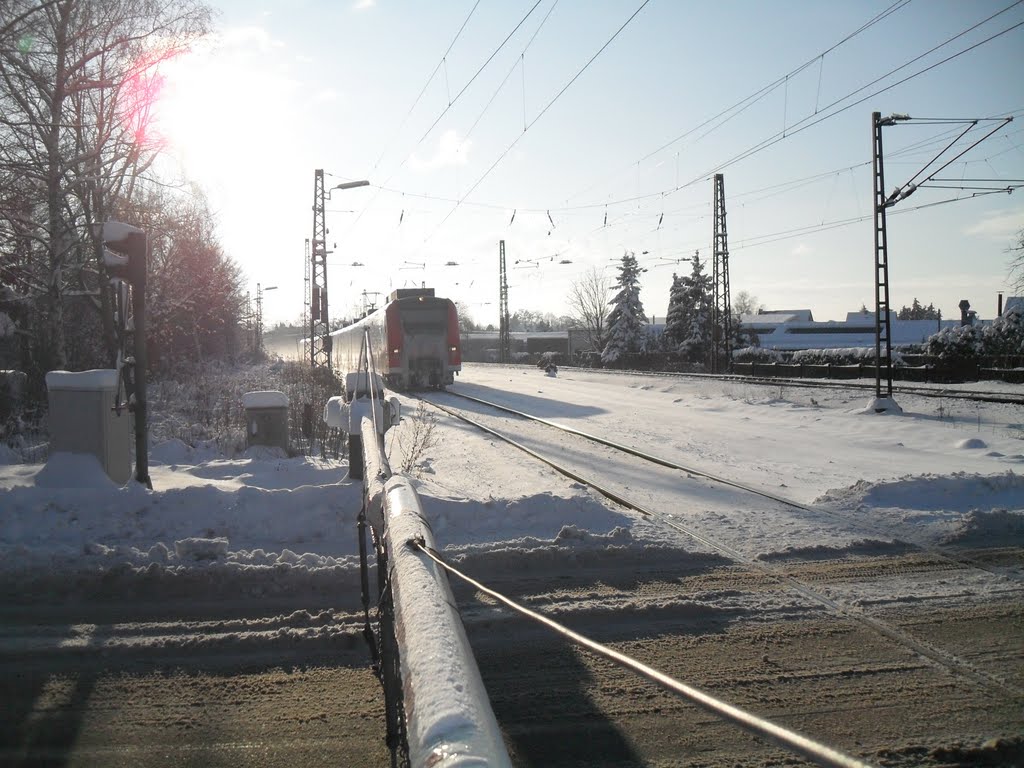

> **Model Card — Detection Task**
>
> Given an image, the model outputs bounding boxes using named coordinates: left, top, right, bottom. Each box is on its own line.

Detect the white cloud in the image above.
left=965, top=208, right=1024, bottom=240
left=410, top=130, right=471, bottom=172
left=354, top=0, right=376, bottom=9
left=315, top=88, right=339, bottom=102
left=221, top=26, right=278, bottom=52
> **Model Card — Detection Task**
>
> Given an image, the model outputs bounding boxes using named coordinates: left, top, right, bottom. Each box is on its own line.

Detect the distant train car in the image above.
left=330, top=288, right=461, bottom=390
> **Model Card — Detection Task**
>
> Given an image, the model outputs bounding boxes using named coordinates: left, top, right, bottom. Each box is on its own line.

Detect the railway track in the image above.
left=436, top=389, right=1022, bottom=584
left=417, top=389, right=1024, bottom=705
left=498, top=364, right=1024, bottom=406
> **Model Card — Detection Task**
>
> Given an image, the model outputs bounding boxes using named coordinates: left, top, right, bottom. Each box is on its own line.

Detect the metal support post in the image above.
left=499, top=240, right=510, bottom=364
left=711, top=173, right=732, bottom=373
left=311, top=170, right=330, bottom=367
left=872, top=112, right=895, bottom=401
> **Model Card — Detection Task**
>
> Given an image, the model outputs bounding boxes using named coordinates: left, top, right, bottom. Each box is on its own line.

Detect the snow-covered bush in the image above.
left=149, top=359, right=342, bottom=457
left=790, top=347, right=902, bottom=365
left=732, top=347, right=783, bottom=363
left=980, top=310, right=1024, bottom=359
left=925, top=311, right=1023, bottom=366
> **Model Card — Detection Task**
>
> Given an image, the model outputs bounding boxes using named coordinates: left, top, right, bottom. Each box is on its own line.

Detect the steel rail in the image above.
left=479, top=363, right=1024, bottom=405
left=443, top=390, right=818, bottom=511
left=418, top=396, right=1024, bottom=702
left=440, top=389, right=1023, bottom=585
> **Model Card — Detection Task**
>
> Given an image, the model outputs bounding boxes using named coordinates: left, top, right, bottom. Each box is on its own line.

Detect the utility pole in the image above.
left=499, top=240, right=510, bottom=363
left=256, top=283, right=266, bottom=355
left=869, top=109, right=1012, bottom=410
left=303, top=237, right=310, bottom=354
left=711, top=173, right=732, bottom=373
left=310, top=170, right=330, bottom=367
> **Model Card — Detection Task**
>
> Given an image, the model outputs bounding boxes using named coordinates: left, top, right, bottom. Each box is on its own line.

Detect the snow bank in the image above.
left=816, top=471, right=1024, bottom=547
left=3, top=369, right=1023, bottom=607
left=34, top=453, right=118, bottom=489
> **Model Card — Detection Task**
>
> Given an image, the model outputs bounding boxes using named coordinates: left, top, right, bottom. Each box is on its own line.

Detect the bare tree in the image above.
left=568, top=267, right=609, bottom=354
left=1010, top=228, right=1024, bottom=295
left=453, top=300, right=477, bottom=332
left=732, top=290, right=762, bottom=317
left=0, top=0, right=211, bottom=372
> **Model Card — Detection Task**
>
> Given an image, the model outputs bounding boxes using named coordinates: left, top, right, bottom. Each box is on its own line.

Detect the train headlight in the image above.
left=392, top=348, right=400, bottom=355
left=449, top=346, right=457, bottom=352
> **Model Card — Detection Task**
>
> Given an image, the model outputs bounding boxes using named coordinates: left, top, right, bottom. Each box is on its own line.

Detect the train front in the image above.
left=385, top=291, right=461, bottom=388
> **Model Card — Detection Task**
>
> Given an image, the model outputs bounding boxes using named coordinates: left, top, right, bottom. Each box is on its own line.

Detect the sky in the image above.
left=150, top=0, right=1024, bottom=328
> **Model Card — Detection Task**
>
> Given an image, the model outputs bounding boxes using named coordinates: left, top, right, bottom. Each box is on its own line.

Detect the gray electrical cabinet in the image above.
left=242, top=390, right=290, bottom=451
left=46, top=369, right=132, bottom=485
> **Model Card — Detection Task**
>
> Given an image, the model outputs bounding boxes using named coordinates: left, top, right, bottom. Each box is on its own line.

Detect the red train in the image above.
left=330, top=288, right=462, bottom=390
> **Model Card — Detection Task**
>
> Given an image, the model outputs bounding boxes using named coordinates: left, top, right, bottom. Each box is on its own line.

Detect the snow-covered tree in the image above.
left=662, top=251, right=711, bottom=362
left=897, top=298, right=940, bottom=320
left=662, top=272, right=686, bottom=350
left=601, top=251, right=648, bottom=365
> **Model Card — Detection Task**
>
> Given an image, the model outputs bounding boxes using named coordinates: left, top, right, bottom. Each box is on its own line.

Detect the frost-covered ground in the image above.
left=1, top=365, right=1022, bottom=604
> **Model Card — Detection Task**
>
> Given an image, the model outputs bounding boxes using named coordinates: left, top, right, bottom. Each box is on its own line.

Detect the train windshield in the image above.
left=399, top=304, right=446, bottom=333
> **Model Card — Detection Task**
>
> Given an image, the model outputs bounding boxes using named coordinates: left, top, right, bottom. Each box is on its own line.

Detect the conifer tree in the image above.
left=663, top=272, right=686, bottom=350
left=667, top=251, right=712, bottom=362
left=601, top=251, right=648, bottom=364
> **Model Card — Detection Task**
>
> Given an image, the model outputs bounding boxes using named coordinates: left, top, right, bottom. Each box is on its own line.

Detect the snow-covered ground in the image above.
left=1, top=365, right=1022, bottom=604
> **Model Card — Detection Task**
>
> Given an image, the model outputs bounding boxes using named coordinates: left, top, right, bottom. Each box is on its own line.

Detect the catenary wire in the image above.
left=371, top=0, right=483, bottom=171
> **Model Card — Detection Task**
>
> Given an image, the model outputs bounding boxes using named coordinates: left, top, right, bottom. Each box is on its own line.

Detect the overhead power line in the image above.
left=426, top=0, right=653, bottom=239
left=463, top=0, right=561, bottom=144
left=341, top=0, right=546, bottom=241
left=371, top=0, right=483, bottom=171
left=415, top=0, right=545, bottom=148
left=563, top=0, right=913, bottom=204
left=683, top=4, right=1024, bottom=190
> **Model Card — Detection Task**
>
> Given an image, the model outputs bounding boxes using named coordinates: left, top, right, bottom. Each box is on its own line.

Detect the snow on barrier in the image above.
left=359, top=416, right=512, bottom=767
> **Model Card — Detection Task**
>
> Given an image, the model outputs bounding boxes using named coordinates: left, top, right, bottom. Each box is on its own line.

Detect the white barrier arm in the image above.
left=383, top=474, right=512, bottom=768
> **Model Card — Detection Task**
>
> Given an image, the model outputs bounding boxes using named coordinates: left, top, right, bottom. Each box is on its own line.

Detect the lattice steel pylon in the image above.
left=310, top=170, right=330, bottom=367
left=871, top=112, right=895, bottom=401
left=498, top=240, right=510, bottom=364
left=711, top=173, right=732, bottom=373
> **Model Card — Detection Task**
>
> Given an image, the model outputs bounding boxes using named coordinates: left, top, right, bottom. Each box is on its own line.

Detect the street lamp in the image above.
left=330, top=180, right=370, bottom=194
left=311, top=171, right=370, bottom=368
left=256, top=283, right=277, bottom=356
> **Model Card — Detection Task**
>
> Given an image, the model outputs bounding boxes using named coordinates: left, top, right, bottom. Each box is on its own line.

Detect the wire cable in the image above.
left=563, top=0, right=913, bottom=204
left=372, top=0, right=483, bottom=171
left=410, top=540, right=875, bottom=768
left=684, top=7, right=1024, bottom=190
left=415, top=0, right=545, bottom=148
left=426, top=0, right=653, bottom=238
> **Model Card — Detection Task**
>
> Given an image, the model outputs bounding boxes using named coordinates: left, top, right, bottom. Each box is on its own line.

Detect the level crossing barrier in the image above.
left=358, top=415, right=512, bottom=767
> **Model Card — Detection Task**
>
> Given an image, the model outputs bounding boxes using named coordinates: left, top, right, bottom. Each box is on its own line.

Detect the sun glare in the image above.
left=154, top=39, right=295, bottom=186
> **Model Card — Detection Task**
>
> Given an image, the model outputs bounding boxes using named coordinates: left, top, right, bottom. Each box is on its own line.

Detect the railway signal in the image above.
left=99, top=220, right=151, bottom=489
